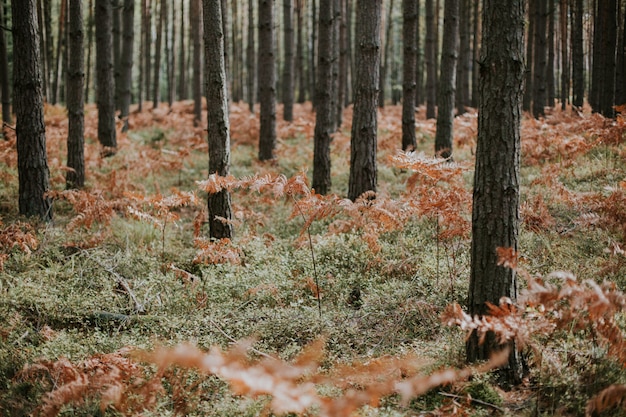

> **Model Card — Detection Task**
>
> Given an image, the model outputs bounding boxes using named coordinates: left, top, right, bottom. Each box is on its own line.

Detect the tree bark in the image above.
left=471, top=0, right=480, bottom=107
left=547, top=0, right=555, bottom=107
left=119, top=0, right=134, bottom=131
left=532, top=0, right=547, bottom=117
left=96, top=0, right=117, bottom=151
left=66, top=0, right=84, bottom=189
left=435, top=0, right=459, bottom=159
left=598, top=0, right=617, bottom=117
left=456, top=0, right=470, bottom=114
left=191, top=0, right=202, bottom=125
left=379, top=0, right=394, bottom=107
left=112, top=0, right=122, bottom=109
left=178, top=0, right=186, bottom=100
left=337, top=0, right=347, bottom=126
left=348, top=0, right=381, bottom=201
left=84, top=0, right=93, bottom=103
left=572, top=0, right=584, bottom=107
left=258, top=0, right=276, bottom=160
left=283, top=0, right=295, bottom=121
left=560, top=0, right=569, bottom=109
left=467, top=0, right=525, bottom=386
left=0, top=2, right=11, bottom=124
left=12, top=0, right=52, bottom=220
left=415, top=0, right=423, bottom=105
left=152, top=0, right=164, bottom=108
left=204, top=0, right=234, bottom=239
left=221, top=0, right=230, bottom=101
left=425, top=0, right=437, bottom=119
left=247, top=0, right=255, bottom=112
left=402, top=0, right=417, bottom=151
left=51, top=0, right=66, bottom=105
left=295, top=0, right=306, bottom=103
left=143, top=0, right=152, bottom=107
left=523, top=0, right=534, bottom=112
left=617, top=1, right=626, bottom=105
left=44, top=0, right=53, bottom=100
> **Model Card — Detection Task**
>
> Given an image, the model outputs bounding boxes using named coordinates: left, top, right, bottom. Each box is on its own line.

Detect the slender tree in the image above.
left=532, top=0, right=547, bottom=117
left=44, top=0, right=53, bottom=99
left=348, top=0, right=381, bottom=201
left=152, top=0, right=164, bottom=108
left=247, top=0, right=255, bottom=112
left=471, top=0, right=480, bottom=107
left=560, top=0, right=569, bottom=109
left=221, top=0, right=230, bottom=100
left=312, top=0, right=335, bottom=194
left=425, top=0, right=437, bottom=119
left=51, top=0, right=66, bottom=105
left=0, top=2, right=11, bottom=124
left=119, top=0, right=134, bottom=131
left=456, top=0, right=470, bottom=114
left=258, top=0, right=276, bottom=160
left=617, top=2, right=626, bottom=105
left=113, top=0, right=122, bottom=109
left=435, top=0, right=459, bottom=159
left=547, top=0, right=555, bottom=106
left=402, top=0, right=417, bottom=151
left=178, top=0, right=186, bottom=100
left=379, top=0, right=394, bottom=107
left=595, top=0, right=617, bottom=117
left=191, top=0, right=202, bottom=125
left=295, top=0, right=306, bottom=103
left=12, top=0, right=52, bottom=220
left=572, top=0, right=584, bottom=107
left=523, top=0, right=534, bottom=112
left=96, top=0, right=117, bottom=152
left=467, top=0, right=526, bottom=385
left=283, top=0, right=295, bottom=121
left=143, top=0, right=152, bottom=105
left=415, top=0, right=423, bottom=105
left=203, top=0, right=233, bottom=239
left=337, top=0, right=348, bottom=125
left=84, top=0, right=94, bottom=102
left=66, top=0, right=84, bottom=189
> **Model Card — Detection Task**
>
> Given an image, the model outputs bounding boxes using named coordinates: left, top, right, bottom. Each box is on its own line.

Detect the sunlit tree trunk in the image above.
left=96, top=0, right=117, bottom=152
left=66, top=0, right=84, bottom=189
left=348, top=0, right=381, bottom=201
left=12, top=0, right=52, bottom=220
left=258, top=0, right=276, bottom=160
left=402, top=0, right=417, bottom=151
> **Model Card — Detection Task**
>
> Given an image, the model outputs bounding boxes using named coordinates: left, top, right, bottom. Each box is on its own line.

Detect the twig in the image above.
left=81, top=250, right=145, bottom=313
left=438, top=392, right=506, bottom=413
left=208, top=318, right=274, bottom=360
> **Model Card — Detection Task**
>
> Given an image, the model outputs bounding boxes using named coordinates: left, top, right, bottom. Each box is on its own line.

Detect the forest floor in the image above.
left=0, top=100, right=625, bottom=416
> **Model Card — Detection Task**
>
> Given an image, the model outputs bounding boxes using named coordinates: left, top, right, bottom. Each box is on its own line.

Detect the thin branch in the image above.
left=0, top=24, right=12, bottom=32
left=208, top=318, right=274, bottom=360
left=438, top=391, right=506, bottom=412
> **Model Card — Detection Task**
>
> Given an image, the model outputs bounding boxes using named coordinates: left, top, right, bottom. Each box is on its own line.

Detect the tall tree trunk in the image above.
left=12, top=0, right=52, bottom=220
left=283, top=0, right=295, bottom=121
left=572, top=0, right=584, bottom=107
left=138, top=0, right=145, bottom=110
left=258, top=0, right=276, bottom=160
left=165, top=0, right=173, bottom=107
left=231, top=0, right=242, bottom=102
left=52, top=0, right=66, bottom=105
left=456, top=0, right=470, bottom=114
left=113, top=0, right=122, bottom=110
left=312, top=0, right=335, bottom=194
left=178, top=0, right=186, bottom=100
left=66, top=0, right=84, bottom=189
left=598, top=0, right=617, bottom=117
left=415, top=0, right=423, bottom=105
left=617, top=1, right=626, bottom=105
left=310, top=0, right=317, bottom=107
left=346, top=0, right=353, bottom=105
left=295, top=0, right=306, bottom=103
left=191, top=0, right=202, bottom=124
left=204, top=0, right=234, bottom=239
left=338, top=0, right=348, bottom=123
left=467, top=0, right=525, bottom=386
left=425, top=0, right=437, bottom=118
left=221, top=0, right=230, bottom=101
left=246, top=0, right=255, bottom=112
left=471, top=0, right=480, bottom=107
left=330, top=0, right=339, bottom=129
left=36, top=0, right=49, bottom=102
left=435, top=0, right=459, bottom=159
left=44, top=0, right=53, bottom=100
left=523, top=0, right=534, bottom=111
left=402, top=0, right=417, bottom=151
left=560, top=0, right=569, bottom=109
left=143, top=0, right=152, bottom=106
left=547, top=0, right=555, bottom=106
left=532, top=0, right=547, bottom=117
left=348, top=0, right=381, bottom=201
left=84, top=0, right=94, bottom=103
left=379, top=0, right=394, bottom=107
left=119, top=0, right=134, bottom=131
left=152, top=0, right=164, bottom=108
left=590, top=0, right=601, bottom=111
left=0, top=2, right=11, bottom=124
left=96, top=0, right=117, bottom=152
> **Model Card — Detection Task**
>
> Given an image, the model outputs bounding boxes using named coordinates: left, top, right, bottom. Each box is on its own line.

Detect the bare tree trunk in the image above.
left=379, top=0, right=394, bottom=107
left=296, top=0, right=306, bottom=103
left=258, top=0, right=276, bottom=160
left=597, top=0, right=617, bottom=117
left=471, top=0, right=480, bottom=107
left=36, top=0, right=49, bottom=102
left=119, top=0, right=134, bottom=130
left=113, top=0, right=122, bottom=110
left=84, top=0, right=93, bottom=102
left=221, top=0, right=230, bottom=101
left=425, top=0, right=437, bottom=118
left=44, top=0, right=54, bottom=100
left=247, top=0, right=255, bottom=112
left=617, top=1, right=626, bottom=105
left=456, top=0, right=470, bottom=114
left=143, top=0, right=152, bottom=106
left=178, top=0, right=187, bottom=100
left=96, top=0, right=117, bottom=152
left=435, top=0, right=459, bottom=159
left=0, top=2, right=11, bottom=124
left=560, top=0, right=569, bottom=109
left=310, top=0, right=317, bottom=107
left=547, top=0, right=555, bottom=107
left=337, top=0, right=348, bottom=125
left=204, top=0, right=234, bottom=239
left=283, top=0, right=295, bottom=121
left=66, top=0, right=84, bottom=189
left=415, top=0, right=423, bottom=105
left=523, top=0, right=534, bottom=111
left=191, top=0, right=202, bottom=124
left=152, top=0, right=164, bottom=108
left=138, top=0, right=145, bottom=110
left=348, top=0, right=381, bottom=201
left=532, top=0, right=547, bottom=117
left=402, top=0, right=417, bottom=151
left=12, top=0, right=52, bottom=220
left=52, top=0, right=66, bottom=105
left=166, top=0, right=173, bottom=107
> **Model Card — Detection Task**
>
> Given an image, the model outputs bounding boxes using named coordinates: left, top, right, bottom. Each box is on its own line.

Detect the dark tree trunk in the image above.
left=143, top=0, right=152, bottom=107
left=296, top=0, right=306, bottom=103
left=138, top=0, right=145, bottom=110
left=348, top=0, right=381, bottom=201
left=547, top=0, right=555, bottom=107
left=598, top=0, right=617, bottom=117
left=416, top=0, right=423, bottom=105
left=119, top=0, right=134, bottom=131
left=96, top=0, right=117, bottom=151
left=178, top=0, right=186, bottom=100
left=84, top=0, right=93, bottom=103
left=247, top=0, right=255, bottom=112
left=425, top=0, right=437, bottom=118
left=572, top=0, right=584, bottom=107
left=346, top=0, right=352, bottom=105
left=471, top=0, right=480, bottom=107
left=468, top=0, right=525, bottom=385
left=191, top=0, right=202, bottom=125
left=0, top=2, right=11, bottom=124
left=231, top=0, right=243, bottom=102
left=310, top=0, right=317, bottom=107
left=330, top=0, right=339, bottom=130
left=258, top=0, right=276, bottom=160
left=12, top=0, right=52, bottom=220
left=379, top=0, right=393, bottom=107
left=532, top=0, right=547, bottom=117
left=523, top=0, right=534, bottom=112
left=283, top=0, right=295, bottom=121
left=66, top=0, right=84, bottom=189
left=337, top=0, right=347, bottom=126
left=312, top=0, right=335, bottom=194
left=402, top=0, right=417, bottom=151
left=36, top=0, right=48, bottom=102
left=221, top=0, right=230, bottom=101
left=44, top=0, right=53, bottom=100
left=52, top=0, right=66, bottom=105
left=165, top=0, right=173, bottom=108
left=456, top=0, right=470, bottom=114
left=590, top=0, right=601, bottom=111
left=152, top=0, right=164, bottom=108
left=113, top=0, right=122, bottom=110
left=204, top=0, right=233, bottom=239
left=617, top=2, right=626, bottom=105
left=435, top=0, right=459, bottom=159
left=560, top=0, right=569, bottom=109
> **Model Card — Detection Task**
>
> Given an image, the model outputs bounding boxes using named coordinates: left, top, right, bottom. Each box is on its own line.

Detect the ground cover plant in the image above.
left=0, top=100, right=625, bottom=416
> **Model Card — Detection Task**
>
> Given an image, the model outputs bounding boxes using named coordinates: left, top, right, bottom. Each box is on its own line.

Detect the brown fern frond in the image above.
left=586, top=384, right=626, bottom=417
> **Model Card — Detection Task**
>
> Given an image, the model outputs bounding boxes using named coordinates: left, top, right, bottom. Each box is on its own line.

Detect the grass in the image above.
left=0, top=101, right=625, bottom=416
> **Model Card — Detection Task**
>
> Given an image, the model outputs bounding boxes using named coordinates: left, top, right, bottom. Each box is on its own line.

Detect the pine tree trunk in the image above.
left=572, top=0, right=584, bottom=107
left=523, top=0, right=534, bottom=111
left=191, top=0, right=202, bottom=124
left=435, top=0, right=459, bottom=159
left=598, top=0, right=617, bottom=117
left=296, top=0, right=306, bottom=103
left=178, top=0, right=186, bottom=100
left=310, top=0, right=317, bottom=107
left=119, top=0, right=134, bottom=131
left=617, top=3, right=626, bottom=105
left=0, top=2, right=11, bottom=124
left=258, top=0, right=276, bottom=160
left=84, top=0, right=94, bottom=103
left=138, top=0, right=145, bottom=110
left=471, top=0, right=480, bottom=107
left=44, top=0, right=54, bottom=99
left=12, top=0, right=52, bottom=220
left=165, top=0, right=172, bottom=107
left=337, top=0, right=348, bottom=125
left=560, top=0, right=569, bottom=109
left=379, top=0, right=394, bottom=107
left=312, top=0, right=335, bottom=194
left=152, top=0, right=164, bottom=108
left=143, top=0, right=152, bottom=106
left=547, top=0, right=555, bottom=107
left=532, top=0, right=547, bottom=117
left=247, top=0, right=255, bottom=112
left=415, top=0, right=423, bottom=105
left=456, top=0, right=470, bottom=114
left=425, top=0, right=437, bottom=119
left=204, top=0, right=234, bottom=239
left=467, top=0, right=525, bottom=386
left=112, top=0, right=122, bottom=109
left=52, top=0, right=66, bottom=105
left=348, top=0, right=381, bottom=201
left=221, top=0, right=230, bottom=101
left=402, top=0, right=417, bottom=151
left=231, top=0, right=242, bottom=102
left=96, top=0, right=117, bottom=151
left=66, top=0, right=84, bottom=189
left=283, top=0, right=295, bottom=121
left=36, top=0, right=48, bottom=102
